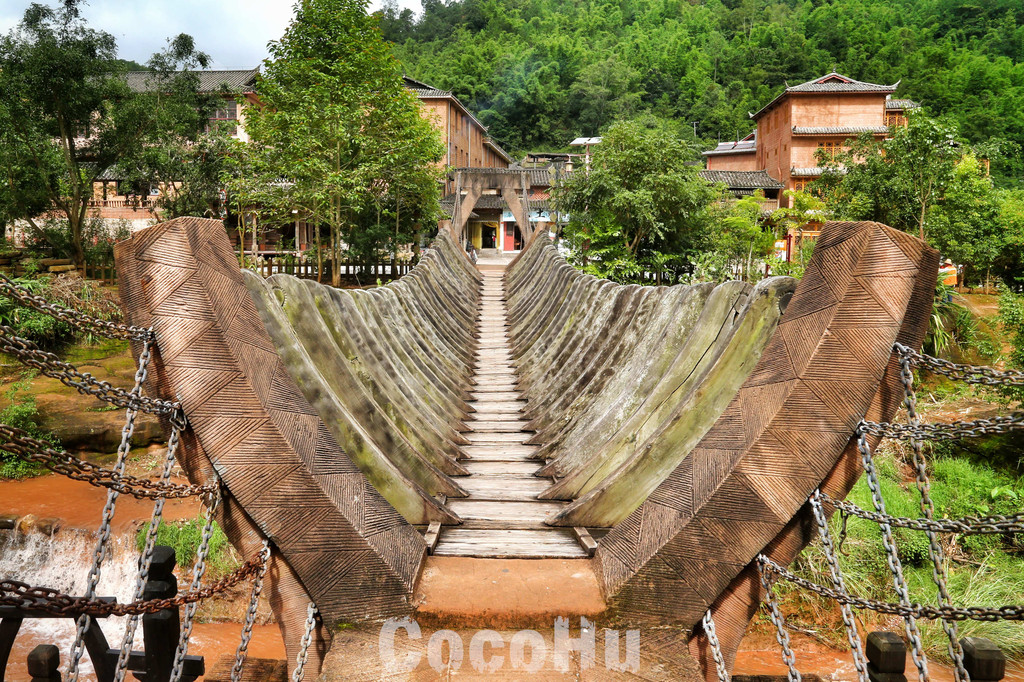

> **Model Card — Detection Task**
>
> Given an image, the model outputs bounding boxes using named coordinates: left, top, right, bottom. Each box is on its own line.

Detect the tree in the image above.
left=235, top=0, right=443, bottom=286
left=928, top=154, right=1002, bottom=287
left=717, top=191, right=776, bottom=281
left=554, top=117, right=718, bottom=282
left=822, top=112, right=962, bottom=240
left=0, top=1, right=212, bottom=268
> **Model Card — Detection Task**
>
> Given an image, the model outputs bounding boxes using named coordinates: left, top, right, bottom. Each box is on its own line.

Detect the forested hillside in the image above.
left=380, top=0, right=1024, bottom=184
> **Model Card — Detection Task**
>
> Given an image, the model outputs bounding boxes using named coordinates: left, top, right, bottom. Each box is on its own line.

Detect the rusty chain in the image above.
left=0, top=326, right=175, bottom=415
left=0, top=273, right=151, bottom=341
left=817, top=491, right=1024, bottom=535
left=861, top=413, right=1024, bottom=441
left=758, top=555, right=1024, bottom=622
left=0, top=423, right=212, bottom=499
left=0, top=557, right=262, bottom=617
left=896, top=342, right=1024, bottom=386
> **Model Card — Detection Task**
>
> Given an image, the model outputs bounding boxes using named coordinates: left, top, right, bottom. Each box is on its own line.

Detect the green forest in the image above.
left=381, top=0, right=1024, bottom=185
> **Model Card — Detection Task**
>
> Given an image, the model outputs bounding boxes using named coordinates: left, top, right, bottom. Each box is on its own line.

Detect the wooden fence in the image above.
left=253, top=253, right=419, bottom=284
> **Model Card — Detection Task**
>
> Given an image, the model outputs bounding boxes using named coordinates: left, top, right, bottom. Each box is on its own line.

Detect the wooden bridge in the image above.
left=113, top=216, right=937, bottom=678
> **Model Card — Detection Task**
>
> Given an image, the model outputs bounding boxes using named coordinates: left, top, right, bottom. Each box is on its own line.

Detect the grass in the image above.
left=0, top=373, right=55, bottom=479
left=136, top=518, right=240, bottom=580
left=779, top=440, right=1024, bottom=660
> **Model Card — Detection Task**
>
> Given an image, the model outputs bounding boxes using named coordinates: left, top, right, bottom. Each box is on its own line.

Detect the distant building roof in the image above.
left=440, top=193, right=551, bottom=213
left=886, top=99, right=920, bottom=110
left=125, top=69, right=259, bottom=94
left=790, top=167, right=848, bottom=177
left=752, top=72, right=898, bottom=120
left=791, top=126, right=890, bottom=135
left=402, top=76, right=451, bottom=98
left=698, top=170, right=783, bottom=190
left=703, top=139, right=757, bottom=156
left=450, top=167, right=558, bottom=187
left=404, top=77, right=513, bottom=164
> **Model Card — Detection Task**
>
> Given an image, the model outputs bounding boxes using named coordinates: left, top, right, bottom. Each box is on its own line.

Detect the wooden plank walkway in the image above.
left=432, top=268, right=588, bottom=559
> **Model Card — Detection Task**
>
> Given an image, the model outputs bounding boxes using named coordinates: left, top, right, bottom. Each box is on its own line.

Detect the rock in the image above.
left=16, top=514, right=61, bottom=535
left=0, top=513, right=19, bottom=530
left=43, top=409, right=164, bottom=453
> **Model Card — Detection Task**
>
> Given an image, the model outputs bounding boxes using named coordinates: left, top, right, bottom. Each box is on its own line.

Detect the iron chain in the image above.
left=171, top=486, right=223, bottom=682
left=759, top=555, right=1024, bottom=622
left=861, top=413, right=1024, bottom=441
left=817, top=491, right=1024, bottom=535
left=231, top=540, right=273, bottom=682
left=0, top=273, right=152, bottom=341
left=896, top=342, right=1024, bottom=386
left=757, top=559, right=801, bottom=682
left=0, top=325, right=175, bottom=415
left=0, top=559, right=262, bottom=617
left=897, top=350, right=969, bottom=682
left=702, top=610, right=730, bottom=682
left=809, top=491, right=868, bottom=682
left=0, top=422, right=211, bottom=499
left=292, top=602, right=318, bottom=682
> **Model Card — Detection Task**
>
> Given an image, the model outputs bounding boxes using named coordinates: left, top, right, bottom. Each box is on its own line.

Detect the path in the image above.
left=432, top=265, right=588, bottom=558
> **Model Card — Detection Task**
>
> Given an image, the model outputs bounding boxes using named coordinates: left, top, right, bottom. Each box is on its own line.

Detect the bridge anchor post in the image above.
left=866, top=631, right=906, bottom=682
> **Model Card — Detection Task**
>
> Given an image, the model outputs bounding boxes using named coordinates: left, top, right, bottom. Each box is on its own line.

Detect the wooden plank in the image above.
left=469, top=391, right=524, bottom=402
left=432, top=529, right=587, bottom=559
left=424, top=522, right=442, bottom=554
left=457, top=477, right=550, bottom=500
left=464, top=431, right=532, bottom=443
left=462, top=461, right=541, bottom=476
left=573, top=527, right=598, bottom=557
left=465, top=411, right=522, bottom=421
left=469, top=421, right=527, bottom=433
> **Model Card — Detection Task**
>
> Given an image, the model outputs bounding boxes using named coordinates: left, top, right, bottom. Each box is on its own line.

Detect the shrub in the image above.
left=0, top=377, right=54, bottom=478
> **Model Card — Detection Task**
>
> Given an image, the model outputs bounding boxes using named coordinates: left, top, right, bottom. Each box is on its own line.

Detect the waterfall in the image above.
left=0, top=528, right=142, bottom=680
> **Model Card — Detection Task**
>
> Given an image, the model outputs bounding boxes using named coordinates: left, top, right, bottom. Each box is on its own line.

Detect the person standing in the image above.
left=939, top=258, right=957, bottom=302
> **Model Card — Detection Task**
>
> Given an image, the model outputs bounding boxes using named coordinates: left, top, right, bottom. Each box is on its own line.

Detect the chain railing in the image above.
left=757, top=343, right=1024, bottom=682
left=0, top=274, right=152, bottom=341
left=0, top=274, right=285, bottom=681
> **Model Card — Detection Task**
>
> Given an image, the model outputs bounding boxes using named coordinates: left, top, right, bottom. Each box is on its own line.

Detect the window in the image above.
left=209, top=100, right=238, bottom=136
left=885, top=113, right=906, bottom=127
left=818, top=140, right=842, bottom=161
left=792, top=179, right=812, bottom=192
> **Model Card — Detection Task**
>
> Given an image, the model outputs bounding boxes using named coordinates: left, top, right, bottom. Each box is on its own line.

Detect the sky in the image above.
left=0, top=0, right=421, bottom=69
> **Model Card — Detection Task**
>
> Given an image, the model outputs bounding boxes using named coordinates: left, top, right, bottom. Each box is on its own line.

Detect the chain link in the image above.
left=115, top=422, right=184, bottom=681
left=896, top=342, right=1024, bottom=386
left=759, top=555, right=1024, bottom=622
left=69, top=337, right=153, bottom=681
left=809, top=491, right=868, bottom=682
left=171, top=486, right=222, bottom=682
left=857, top=430, right=929, bottom=681
left=0, top=558, right=262, bottom=617
left=757, top=559, right=801, bottom=682
left=898, top=350, right=969, bottom=682
left=292, top=602, right=318, bottom=682
left=0, top=273, right=152, bottom=341
left=861, top=413, right=1024, bottom=441
left=817, top=491, right=1024, bottom=534
left=0, top=422, right=211, bottom=499
left=0, top=325, right=175, bottom=415
left=231, top=540, right=273, bottom=682
left=702, top=610, right=730, bottom=682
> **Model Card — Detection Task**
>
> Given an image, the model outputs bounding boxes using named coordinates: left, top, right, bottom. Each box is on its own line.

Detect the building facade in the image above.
left=704, top=73, right=918, bottom=204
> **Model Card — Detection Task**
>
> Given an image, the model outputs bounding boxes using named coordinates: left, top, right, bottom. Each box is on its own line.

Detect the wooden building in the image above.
left=704, top=73, right=918, bottom=205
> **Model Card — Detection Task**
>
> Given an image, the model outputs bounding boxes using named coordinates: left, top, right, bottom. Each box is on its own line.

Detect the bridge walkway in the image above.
left=432, top=266, right=588, bottom=558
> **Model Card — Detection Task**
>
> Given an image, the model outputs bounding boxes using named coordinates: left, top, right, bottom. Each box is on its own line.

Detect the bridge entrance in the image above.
left=434, top=264, right=588, bottom=558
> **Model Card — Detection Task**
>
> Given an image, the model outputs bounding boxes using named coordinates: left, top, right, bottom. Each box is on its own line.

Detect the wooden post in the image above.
left=0, top=616, right=23, bottom=674
left=27, top=644, right=61, bottom=682
left=865, top=631, right=906, bottom=682
left=960, top=637, right=1006, bottom=681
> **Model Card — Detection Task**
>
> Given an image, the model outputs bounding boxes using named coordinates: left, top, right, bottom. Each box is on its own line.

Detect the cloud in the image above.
left=1, top=0, right=422, bottom=68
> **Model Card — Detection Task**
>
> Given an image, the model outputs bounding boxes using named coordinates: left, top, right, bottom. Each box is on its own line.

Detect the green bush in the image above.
left=0, top=377, right=54, bottom=479
left=0, top=277, right=74, bottom=350
left=136, top=518, right=238, bottom=579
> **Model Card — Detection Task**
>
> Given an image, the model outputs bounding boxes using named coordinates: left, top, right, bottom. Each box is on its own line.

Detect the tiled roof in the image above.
left=125, top=69, right=259, bottom=94
left=786, top=72, right=897, bottom=94
left=451, top=167, right=562, bottom=187
left=441, top=194, right=551, bottom=212
left=792, top=126, right=889, bottom=135
left=402, top=76, right=451, bottom=98
left=752, top=72, right=898, bottom=120
left=703, top=140, right=756, bottom=156
left=698, top=170, right=784, bottom=189
left=886, top=99, right=920, bottom=110
left=790, top=167, right=847, bottom=177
